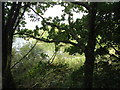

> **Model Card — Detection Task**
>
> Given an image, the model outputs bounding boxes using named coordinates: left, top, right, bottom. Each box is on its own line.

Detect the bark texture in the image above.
left=2, top=2, right=22, bottom=89
left=84, top=3, right=97, bottom=88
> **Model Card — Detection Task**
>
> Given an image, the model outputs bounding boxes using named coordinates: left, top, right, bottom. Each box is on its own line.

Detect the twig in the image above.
left=11, top=32, right=45, bottom=69
left=49, top=51, right=57, bottom=64
left=110, top=44, right=120, bottom=55
left=96, top=39, right=120, bottom=60
left=29, top=6, right=67, bottom=30
left=10, top=40, right=38, bottom=69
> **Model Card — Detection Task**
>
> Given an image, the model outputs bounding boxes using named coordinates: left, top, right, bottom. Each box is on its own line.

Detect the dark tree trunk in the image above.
left=3, top=68, right=16, bottom=89
left=2, top=31, right=16, bottom=89
left=83, top=3, right=97, bottom=88
left=2, top=2, right=22, bottom=89
left=2, top=3, right=16, bottom=88
left=84, top=47, right=95, bottom=88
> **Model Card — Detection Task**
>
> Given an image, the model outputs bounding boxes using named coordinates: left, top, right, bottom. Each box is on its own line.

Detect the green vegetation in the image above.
left=11, top=39, right=85, bottom=88
left=11, top=38, right=120, bottom=88
left=3, top=2, right=120, bottom=89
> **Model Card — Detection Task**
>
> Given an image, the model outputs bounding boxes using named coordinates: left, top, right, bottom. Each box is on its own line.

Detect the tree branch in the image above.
left=68, top=13, right=82, bottom=45
left=5, top=2, right=17, bottom=29
left=11, top=31, right=45, bottom=69
left=14, top=33, right=78, bottom=46
left=11, top=2, right=22, bottom=34
left=29, top=6, right=66, bottom=30
left=71, top=2, right=90, bottom=11
left=13, top=3, right=30, bottom=31
left=96, top=40, right=120, bottom=60
left=5, top=2, right=22, bottom=36
left=110, top=44, right=120, bottom=55
left=11, top=40, right=38, bottom=70
left=28, top=6, right=83, bottom=48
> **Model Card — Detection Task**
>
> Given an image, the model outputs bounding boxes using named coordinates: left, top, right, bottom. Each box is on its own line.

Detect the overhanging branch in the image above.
left=71, top=2, right=90, bottom=11
left=29, top=6, right=66, bottom=30
left=14, top=33, right=78, bottom=46
left=28, top=5, right=85, bottom=50
left=28, top=6, right=81, bottom=46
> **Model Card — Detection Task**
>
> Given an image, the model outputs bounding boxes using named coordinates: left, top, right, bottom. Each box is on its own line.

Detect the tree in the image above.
left=17, top=2, right=97, bottom=88
left=4, top=1, right=120, bottom=88
left=83, top=3, right=97, bottom=88
left=19, top=2, right=119, bottom=88
left=2, top=2, right=30, bottom=88
left=96, top=2, right=120, bottom=57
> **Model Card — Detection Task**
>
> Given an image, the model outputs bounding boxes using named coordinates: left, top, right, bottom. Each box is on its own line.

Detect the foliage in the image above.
left=6, top=2, right=120, bottom=88
left=96, top=2, right=120, bottom=48
left=70, top=66, right=84, bottom=88
left=11, top=37, right=120, bottom=88
left=11, top=39, right=84, bottom=88
left=65, top=45, right=84, bottom=55
left=94, top=55, right=120, bottom=88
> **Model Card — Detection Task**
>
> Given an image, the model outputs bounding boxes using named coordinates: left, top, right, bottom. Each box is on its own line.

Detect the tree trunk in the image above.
left=2, top=2, right=22, bottom=89
left=3, top=68, right=16, bottom=89
left=2, top=31, right=16, bottom=89
left=83, top=3, right=97, bottom=88
left=84, top=47, right=95, bottom=88
left=2, top=7, right=16, bottom=89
